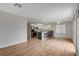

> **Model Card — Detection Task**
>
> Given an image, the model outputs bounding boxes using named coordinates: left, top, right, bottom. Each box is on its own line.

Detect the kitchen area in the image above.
left=31, top=23, right=54, bottom=40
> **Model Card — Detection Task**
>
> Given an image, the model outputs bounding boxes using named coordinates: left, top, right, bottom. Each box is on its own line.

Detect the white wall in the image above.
left=72, top=19, right=77, bottom=46
left=27, top=23, right=31, bottom=40
left=51, top=21, right=72, bottom=38
left=0, top=11, right=27, bottom=48
left=77, top=16, right=79, bottom=52
left=70, top=11, right=79, bottom=54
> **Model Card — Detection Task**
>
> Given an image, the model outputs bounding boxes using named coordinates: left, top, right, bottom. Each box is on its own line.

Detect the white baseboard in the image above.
left=0, top=39, right=27, bottom=48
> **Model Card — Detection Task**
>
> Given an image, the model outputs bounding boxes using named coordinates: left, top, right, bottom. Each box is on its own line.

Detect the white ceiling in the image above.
left=0, top=3, right=78, bottom=23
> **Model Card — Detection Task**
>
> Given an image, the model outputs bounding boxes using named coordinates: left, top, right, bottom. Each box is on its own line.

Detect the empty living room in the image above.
left=0, top=3, right=79, bottom=56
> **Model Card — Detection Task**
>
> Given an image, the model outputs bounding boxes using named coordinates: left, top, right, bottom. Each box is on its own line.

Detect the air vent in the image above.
left=14, top=3, right=22, bottom=8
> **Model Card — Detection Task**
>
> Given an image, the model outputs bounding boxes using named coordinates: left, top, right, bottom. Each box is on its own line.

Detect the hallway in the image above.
left=0, top=38, right=76, bottom=56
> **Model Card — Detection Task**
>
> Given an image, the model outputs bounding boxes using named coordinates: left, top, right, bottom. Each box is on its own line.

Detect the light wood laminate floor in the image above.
left=0, top=38, right=76, bottom=56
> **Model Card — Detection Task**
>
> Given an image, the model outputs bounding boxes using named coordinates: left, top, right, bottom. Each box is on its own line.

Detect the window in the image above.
left=61, top=25, right=66, bottom=33
left=56, top=25, right=61, bottom=33
left=56, top=24, right=66, bottom=34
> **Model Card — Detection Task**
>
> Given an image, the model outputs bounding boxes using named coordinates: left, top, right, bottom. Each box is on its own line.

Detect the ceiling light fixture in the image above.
left=57, top=21, right=60, bottom=24
left=14, top=3, right=22, bottom=8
